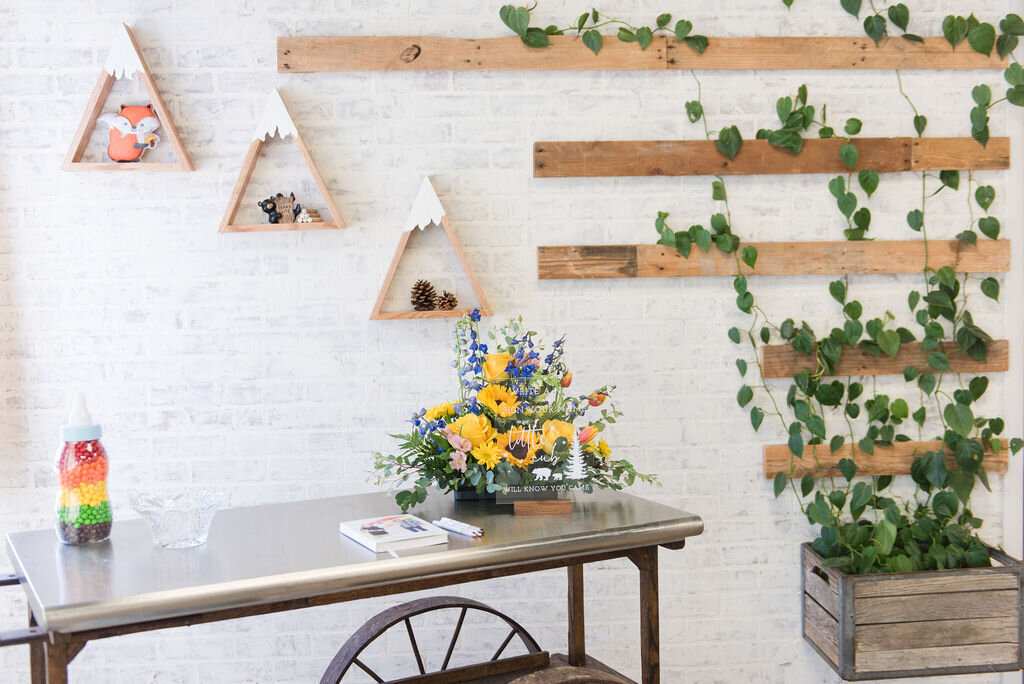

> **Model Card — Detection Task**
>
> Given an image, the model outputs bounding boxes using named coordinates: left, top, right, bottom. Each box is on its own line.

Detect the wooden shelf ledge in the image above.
left=372, top=308, right=474, bottom=320
left=277, top=35, right=1006, bottom=73
left=220, top=222, right=340, bottom=233
left=762, top=340, right=1009, bottom=378
left=764, top=440, right=1008, bottom=479
left=533, top=137, right=1009, bottom=178
left=537, top=241, right=1010, bottom=280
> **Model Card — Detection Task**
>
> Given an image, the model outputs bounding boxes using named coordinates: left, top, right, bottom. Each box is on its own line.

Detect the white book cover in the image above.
left=339, top=514, right=448, bottom=553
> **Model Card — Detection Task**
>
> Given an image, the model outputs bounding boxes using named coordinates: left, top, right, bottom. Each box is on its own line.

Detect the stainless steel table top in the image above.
left=6, top=491, right=703, bottom=633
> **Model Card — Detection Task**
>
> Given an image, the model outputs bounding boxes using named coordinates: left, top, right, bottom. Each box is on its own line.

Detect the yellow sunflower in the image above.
left=597, top=439, right=612, bottom=459
left=424, top=401, right=456, bottom=422
left=471, top=440, right=503, bottom=470
left=476, top=384, right=521, bottom=418
left=448, top=413, right=496, bottom=448
left=540, top=419, right=576, bottom=453
left=497, top=427, right=540, bottom=468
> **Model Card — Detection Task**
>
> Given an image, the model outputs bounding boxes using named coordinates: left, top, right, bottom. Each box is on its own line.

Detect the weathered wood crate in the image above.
left=802, top=542, right=1024, bottom=680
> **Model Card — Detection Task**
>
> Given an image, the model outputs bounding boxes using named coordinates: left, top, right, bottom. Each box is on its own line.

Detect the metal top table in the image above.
left=5, top=491, right=703, bottom=683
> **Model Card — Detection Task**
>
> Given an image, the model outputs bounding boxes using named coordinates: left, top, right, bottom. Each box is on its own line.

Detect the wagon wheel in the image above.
left=320, top=596, right=549, bottom=683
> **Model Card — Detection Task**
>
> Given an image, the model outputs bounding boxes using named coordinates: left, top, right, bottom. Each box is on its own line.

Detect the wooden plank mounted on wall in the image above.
left=764, top=440, right=1009, bottom=479
left=537, top=241, right=1011, bottom=280
left=278, top=35, right=1007, bottom=72
left=533, top=138, right=1010, bottom=178
left=761, top=340, right=1010, bottom=378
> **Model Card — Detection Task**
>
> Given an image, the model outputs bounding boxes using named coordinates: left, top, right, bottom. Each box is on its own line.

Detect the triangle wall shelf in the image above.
left=219, top=90, right=346, bottom=233
left=63, top=23, right=193, bottom=172
left=370, top=177, right=491, bottom=321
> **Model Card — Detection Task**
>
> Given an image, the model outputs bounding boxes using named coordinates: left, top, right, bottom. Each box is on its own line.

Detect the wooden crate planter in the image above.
left=802, top=543, right=1024, bottom=680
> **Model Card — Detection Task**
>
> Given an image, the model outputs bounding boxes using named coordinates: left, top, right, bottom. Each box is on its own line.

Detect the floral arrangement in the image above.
left=374, top=311, right=657, bottom=510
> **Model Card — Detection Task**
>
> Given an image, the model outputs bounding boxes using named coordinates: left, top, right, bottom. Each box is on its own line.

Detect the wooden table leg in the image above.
left=44, top=640, right=70, bottom=684
left=567, top=563, right=585, bottom=666
left=28, top=607, right=44, bottom=684
left=630, top=546, right=659, bottom=684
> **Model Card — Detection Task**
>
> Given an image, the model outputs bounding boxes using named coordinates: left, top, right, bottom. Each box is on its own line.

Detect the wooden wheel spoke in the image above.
left=490, top=628, right=517, bottom=661
left=441, top=606, right=468, bottom=671
left=320, top=596, right=548, bottom=683
left=352, top=658, right=384, bottom=683
left=404, top=618, right=426, bottom=675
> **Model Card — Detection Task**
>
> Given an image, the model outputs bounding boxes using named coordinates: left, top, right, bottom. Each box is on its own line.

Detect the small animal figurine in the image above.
left=257, top=193, right=302, bottom=224
left=99, top=104, right=161, bottom=162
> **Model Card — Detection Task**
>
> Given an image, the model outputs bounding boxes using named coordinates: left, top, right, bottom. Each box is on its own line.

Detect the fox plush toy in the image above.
left=98, top=104, right=161, bottom=162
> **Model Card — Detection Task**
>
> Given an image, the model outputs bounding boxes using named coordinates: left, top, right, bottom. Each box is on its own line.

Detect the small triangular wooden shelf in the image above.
left=219, top=89, right=346, bottom=233
left=370, top=177, right=491, bottom=320
left=63, top=23, right=193, bottom=172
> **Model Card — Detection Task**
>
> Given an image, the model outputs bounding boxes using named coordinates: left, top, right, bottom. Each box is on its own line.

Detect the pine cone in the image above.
left=436, top=290, right=458, bottom=311
left=410, top=279, right=437, bottom=311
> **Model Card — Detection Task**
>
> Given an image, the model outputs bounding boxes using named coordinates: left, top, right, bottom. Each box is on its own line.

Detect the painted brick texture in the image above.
left=0, top=1, right=1022, bottom=683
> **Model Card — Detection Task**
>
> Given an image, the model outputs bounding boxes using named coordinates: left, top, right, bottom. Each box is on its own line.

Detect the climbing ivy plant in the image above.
left=657, top=78, right=1021, bottom=575
left=499, top=4, right=707, bottom=54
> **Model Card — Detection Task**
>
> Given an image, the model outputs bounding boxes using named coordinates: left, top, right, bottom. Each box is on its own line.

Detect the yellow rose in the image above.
left=448, top=413, right=496, bottom=448
left=481, top=352, right=512, bottom=382
left=541, top=419, right=576, bottom=453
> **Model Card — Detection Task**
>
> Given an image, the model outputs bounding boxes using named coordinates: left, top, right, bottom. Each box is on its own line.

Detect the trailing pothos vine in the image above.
left=784, top=2, right=1024, bottom=145
left=497, top=4, right=1023, bottom=574
left=658, top=80, right=1022, bottom=575
left=498, top=4, right=707, bottom=55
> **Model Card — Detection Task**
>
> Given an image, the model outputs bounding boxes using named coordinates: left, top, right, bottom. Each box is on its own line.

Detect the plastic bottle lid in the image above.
left=61, top=393, right=102, bottom=442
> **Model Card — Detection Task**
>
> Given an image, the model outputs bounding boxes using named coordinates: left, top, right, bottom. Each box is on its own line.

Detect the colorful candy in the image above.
left=55, top=394, right=112, bottom=545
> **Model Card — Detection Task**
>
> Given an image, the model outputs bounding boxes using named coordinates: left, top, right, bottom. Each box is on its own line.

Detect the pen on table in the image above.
left=433, top=519, right=483, bottom=538
left=440, top=517, right=484, bottom=536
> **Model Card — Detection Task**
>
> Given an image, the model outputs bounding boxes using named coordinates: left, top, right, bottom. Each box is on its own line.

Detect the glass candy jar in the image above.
left=55, top=394, right=112, bottom=544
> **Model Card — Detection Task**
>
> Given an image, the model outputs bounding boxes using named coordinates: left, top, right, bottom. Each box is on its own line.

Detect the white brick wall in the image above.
left=1, top=1, right=1022, bottom=682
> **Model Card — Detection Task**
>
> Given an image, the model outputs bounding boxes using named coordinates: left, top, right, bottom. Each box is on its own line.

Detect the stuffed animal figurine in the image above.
left=98, top=104, right=161, bottom=162
left=257, top=193, right=302, bottom=224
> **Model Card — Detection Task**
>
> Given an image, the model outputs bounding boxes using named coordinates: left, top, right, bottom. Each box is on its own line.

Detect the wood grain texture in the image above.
left=515, top=499, right=574, bottom=516
left=764, top=440, right=1009, bottom=479
left=761, top=340, right=1010, bottom=378
left=28, top=608, right=43, bottom=684
left=803, top=547, right=840, bottom=618
left=856, top=642, right=1019, bottom=673
left=855, top=590, right=1019, bottom=624
left=804, top=595, right=840, bottom=667
left=855, top=572, right=1019, bottom=599
left=856, top=616, right=1019, bottom=652
left=278, top=35, right=1006, bottom=73
left=533, top=138, right=1008, bottom=178
left=371, top=309, right=475, bottom=320
left=567, top=564, right=585, bottom=667
left=537, top=241, right=1011, bottom=280
left=629, top=547, right=660, bottom=684
left=219, top=222, right=340, bottom=233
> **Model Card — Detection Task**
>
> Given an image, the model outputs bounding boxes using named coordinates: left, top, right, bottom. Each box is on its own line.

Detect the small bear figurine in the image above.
left=257, top=193, right=302, bottom=224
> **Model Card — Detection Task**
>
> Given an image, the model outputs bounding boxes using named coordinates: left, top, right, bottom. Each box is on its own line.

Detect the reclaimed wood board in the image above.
left=533, top=137, right=1009, bottom=178
left=802, top=544, right=1024, bottom=680
left=764, top=440, right=1009, bottom=479
left=537, top=241, right=1011, bottom=280
left=761, top=339, right=1010, bottom=378
left=278, top=35, right=1007, bottom=72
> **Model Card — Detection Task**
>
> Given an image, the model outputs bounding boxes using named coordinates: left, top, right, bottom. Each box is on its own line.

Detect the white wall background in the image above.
left=1, top=1, right=1022, bottom=682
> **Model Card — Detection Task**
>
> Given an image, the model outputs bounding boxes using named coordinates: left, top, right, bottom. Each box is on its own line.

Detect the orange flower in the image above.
left=578, top=425, right=598, bottom=444
left=588, top=393, right=607, bottom=407
left=561, top=372, right=573, bottom=388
